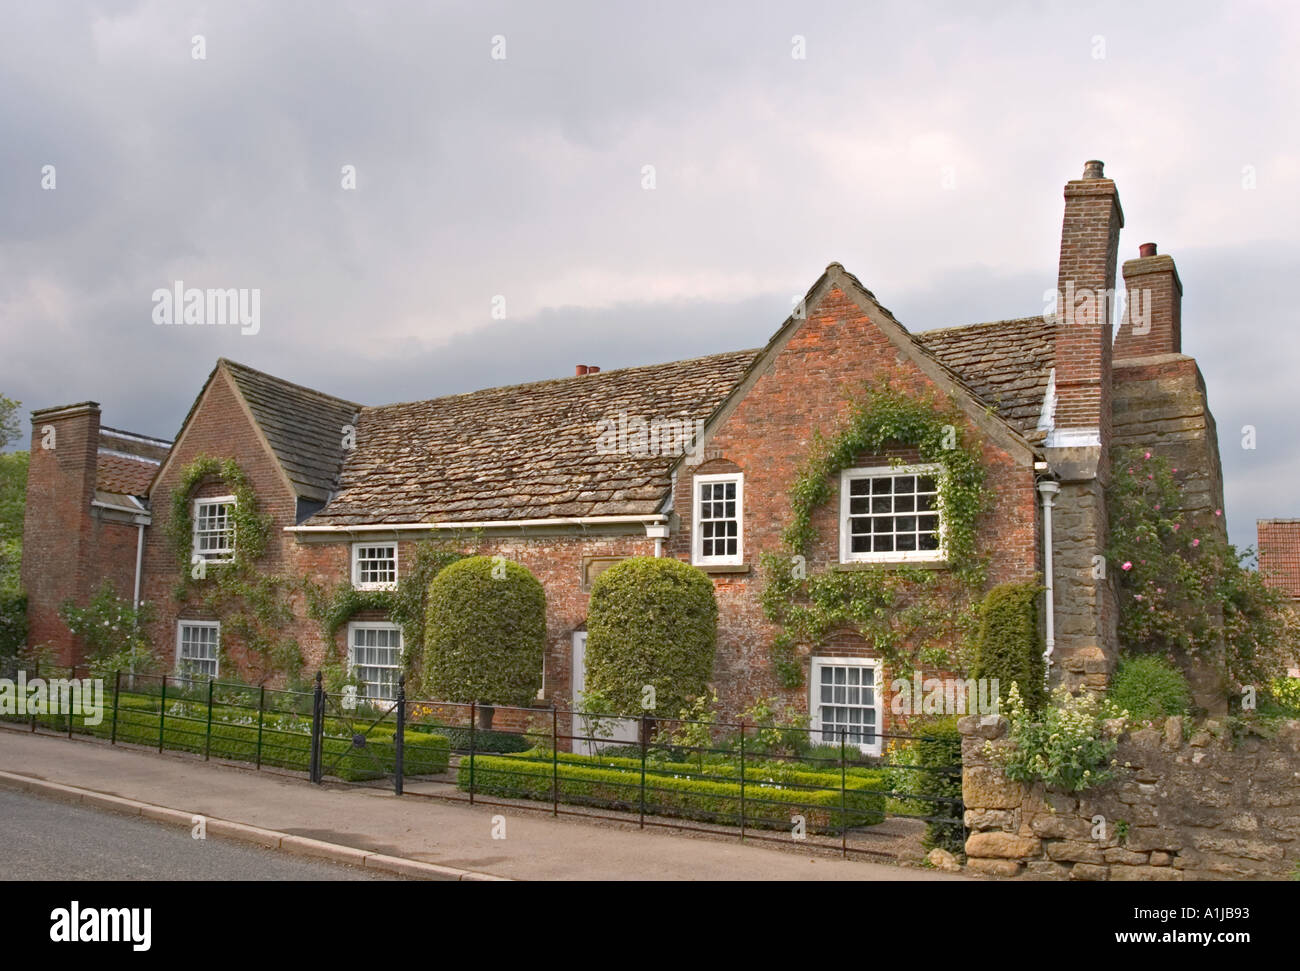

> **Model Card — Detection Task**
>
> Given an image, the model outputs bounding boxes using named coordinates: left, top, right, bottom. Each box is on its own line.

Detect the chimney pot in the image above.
left=1139, top=242, right=1157, bottom=258
left=575, top=365, right=589, bottom=376
left=587, top=365, right=600, bottom=374
left=1082, top=159, right=1105, bottom=179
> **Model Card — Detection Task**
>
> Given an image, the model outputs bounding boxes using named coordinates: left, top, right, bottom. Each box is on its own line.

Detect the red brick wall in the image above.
left=141, top=367, right=305, bottom=676
left=21, top=403, right=144, bottom=665
left=667, top=283, right=1039, bottom=731
left=1054, top=170, right=1123, bottom=441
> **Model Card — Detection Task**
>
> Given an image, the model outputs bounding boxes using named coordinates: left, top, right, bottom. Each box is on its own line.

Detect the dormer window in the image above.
left=192, top=497, right=236, bottom=563
left=692, top=472, right=743, bottom=566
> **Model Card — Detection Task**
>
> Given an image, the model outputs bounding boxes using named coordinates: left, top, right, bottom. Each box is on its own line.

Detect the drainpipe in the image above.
left=1037, top=480, right=1060, bottom=679
left=132, top=522, right=145, bottom=612
left=645, top=523, right=670, bottom=558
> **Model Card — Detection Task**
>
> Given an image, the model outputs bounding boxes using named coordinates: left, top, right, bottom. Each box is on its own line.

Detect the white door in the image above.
left=571, top=631, right=640, bottom=754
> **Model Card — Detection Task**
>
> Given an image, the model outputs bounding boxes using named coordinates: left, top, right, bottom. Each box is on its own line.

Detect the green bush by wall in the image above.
left=971, top=580, right=1045, bottom=712
left=423, top=556, right=546, bottom=708
left=585, top=556, right=717, bottom=718
left=1108, top=654, right=1192, bottom=722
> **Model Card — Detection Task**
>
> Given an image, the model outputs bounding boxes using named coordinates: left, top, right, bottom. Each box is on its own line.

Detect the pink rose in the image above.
left=1192, top=539, right=1200, bottom=547
left=1215, top=509, right=1222, bottom=516
left=1122, top=561, right=1132, bottom=571
left=1144, top=452, right=1151, bottom=459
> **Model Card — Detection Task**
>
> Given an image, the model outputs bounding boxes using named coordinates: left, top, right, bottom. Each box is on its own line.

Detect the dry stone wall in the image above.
left=960, top=713, right=1300, bottom=880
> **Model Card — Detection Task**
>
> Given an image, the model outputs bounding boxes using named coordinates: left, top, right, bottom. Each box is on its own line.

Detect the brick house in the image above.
left=1256, top=519, right=1300, bottom=676
left=21, top=160, right=1231, bottom=743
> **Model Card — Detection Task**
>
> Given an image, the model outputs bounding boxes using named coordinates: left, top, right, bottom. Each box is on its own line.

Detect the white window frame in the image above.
left=838, top=464, right=945, bottom=564
left=176, top=620, right=220, bottom=679
left=691, top=472, right=744, bottom=566
left=810, top=656, right=881, bottom=755
left=192, top=495, right=236, bottom=564
left=351, top=542, right=398, bottom=590
left=346, top=621, right=404, bottom=702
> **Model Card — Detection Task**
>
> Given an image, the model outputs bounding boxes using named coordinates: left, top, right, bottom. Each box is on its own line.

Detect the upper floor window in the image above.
left=839, top=464, right=943, bottom=563
left=352, top=543, right=397, bottom=589
left=192, top=497, right=236, bottom=563
left=692, top=472, right=743, bottom=566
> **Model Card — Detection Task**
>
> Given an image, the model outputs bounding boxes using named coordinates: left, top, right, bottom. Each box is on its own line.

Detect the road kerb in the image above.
left=0, top=770, right=511, bottom=881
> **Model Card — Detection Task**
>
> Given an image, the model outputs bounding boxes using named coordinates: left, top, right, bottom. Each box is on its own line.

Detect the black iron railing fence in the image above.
left=0, top=661, right=964, bottom=859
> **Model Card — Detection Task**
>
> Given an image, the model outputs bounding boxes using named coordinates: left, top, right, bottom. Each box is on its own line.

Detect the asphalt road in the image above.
left=0, top=788, right=399, bottom=880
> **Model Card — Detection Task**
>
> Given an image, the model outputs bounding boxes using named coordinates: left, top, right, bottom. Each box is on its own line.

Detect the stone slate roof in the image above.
left=95, top=426, right=171, bottom=498
left=310, top=350, right=760, bottom=526
left=916, top=316, right=1056, bottom=436
left=220, top=360, right=361, bottom=503
left=1257, top=520, right=1300, bottom=600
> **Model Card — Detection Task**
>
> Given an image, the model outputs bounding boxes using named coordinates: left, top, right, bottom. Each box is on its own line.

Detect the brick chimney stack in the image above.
left=1044, top=161, right=1124, bottom=694
left=1113, top=242, right=1183, bottom=359
left=21, top=402, right=102, bottom=664
left=1051, top=159, right=1125, bottom=449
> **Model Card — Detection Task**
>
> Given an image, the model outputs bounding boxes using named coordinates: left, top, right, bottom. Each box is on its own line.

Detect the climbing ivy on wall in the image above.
left=307, top=541, right=468, bottom=692
left=167, top=455, right=304, bottom=681
left=759, top=382, right=991, bottom=688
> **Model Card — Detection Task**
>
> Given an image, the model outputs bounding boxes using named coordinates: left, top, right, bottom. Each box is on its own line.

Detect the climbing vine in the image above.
left=760, top=382, right=991, bottom=687
left=307, top=542, right=467, bottom=691
left=167, top=455, right=303, bottom=681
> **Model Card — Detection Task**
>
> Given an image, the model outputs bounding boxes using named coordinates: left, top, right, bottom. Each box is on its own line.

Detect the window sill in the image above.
left=695, top=562, right=750, bottom=574
left=832, top=560, right=949, bottom=572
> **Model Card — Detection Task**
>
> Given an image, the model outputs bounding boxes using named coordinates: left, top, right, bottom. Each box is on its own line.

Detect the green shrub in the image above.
left=8, top=690, right=450, bottom=780
left=1108, top=654, right=1192, bottom=722
left=423, top=556, right=546, bottom=708
left=437, top=726, right=532, bottom=754
left=988, top=683, right=1124, bottom=792
left=0, top=592, right=25, bottom=658
left=971, top=580, right=1044, bottom=712
left=459, top=749, right=886, bottom=832
left=585, top=557, right=717, bottom=718
left=912, top=716, right=964, bottom=854
left=1268, top=676, right=1300, bottom=716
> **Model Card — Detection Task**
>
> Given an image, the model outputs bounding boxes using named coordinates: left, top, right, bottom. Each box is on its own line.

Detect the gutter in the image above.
left=284, top=514, right=669, bottom=534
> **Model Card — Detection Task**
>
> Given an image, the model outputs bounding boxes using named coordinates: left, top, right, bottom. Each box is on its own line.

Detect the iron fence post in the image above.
left=158, top=675, right=167, bottom=753
left=255, top=684, right=265, bottom=770
left=204, top=677, right=214, bottom=760
left=468, top=702, right=476, bottom=805
left=110, top=670, right=120, bottom=745
left=394, top=677, right=405, bottom=796
left=840, top=727, right=848, bottom=860
left=551, top=704, right=558, bottom=817
left=738, top=720, right=746, bottom=842
left=29, top=659, right=36, bottom=732
left=309, top=671, right=323, bottom=783
left=639, top=714, right=648, bottom=829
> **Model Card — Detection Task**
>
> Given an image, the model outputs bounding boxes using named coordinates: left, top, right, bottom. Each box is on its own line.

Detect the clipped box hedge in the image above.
left=11, top=693, right=450, bottom=781
left=458, top=750, right=886, bottom=832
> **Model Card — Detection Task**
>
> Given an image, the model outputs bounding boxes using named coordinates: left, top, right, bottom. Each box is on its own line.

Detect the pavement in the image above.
left=0, top=725, right=971, bottom=881
left=0, top=787, right=394, bottom=880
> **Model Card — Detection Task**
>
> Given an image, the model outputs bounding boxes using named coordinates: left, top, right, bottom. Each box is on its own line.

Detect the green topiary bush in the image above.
left=423, top=556, right=546, bottom=709
left=971, top=580, right=1045, bottom=712
left=585, top=556, right=717, bottom=718
left=912, top=716, right=964, bottom=854
left=1108, top=653, right=1192, bottom=722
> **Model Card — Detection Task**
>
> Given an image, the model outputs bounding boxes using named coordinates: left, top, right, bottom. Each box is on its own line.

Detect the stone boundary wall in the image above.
left=959, top=714, right=1300, bottom=880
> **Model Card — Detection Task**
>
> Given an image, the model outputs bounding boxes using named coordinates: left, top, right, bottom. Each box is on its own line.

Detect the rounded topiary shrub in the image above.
left=423, top=556, right=546, bottom=710
left=971, top=580, right=1045, bottom=712
left=585, top=557, right=718, bottom=718
left=1108, top=654, right=1191, bottom=722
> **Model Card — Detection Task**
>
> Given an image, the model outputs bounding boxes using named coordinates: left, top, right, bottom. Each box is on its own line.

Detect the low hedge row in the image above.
left=6, top=698, right=449, bottom=781
left=458, top=751, right=886, bottom=832
left=436, top=726, right=533, bottom=754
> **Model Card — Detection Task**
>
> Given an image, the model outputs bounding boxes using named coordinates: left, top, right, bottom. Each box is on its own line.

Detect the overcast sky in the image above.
left=2, top=0, right=1297, bottom=549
